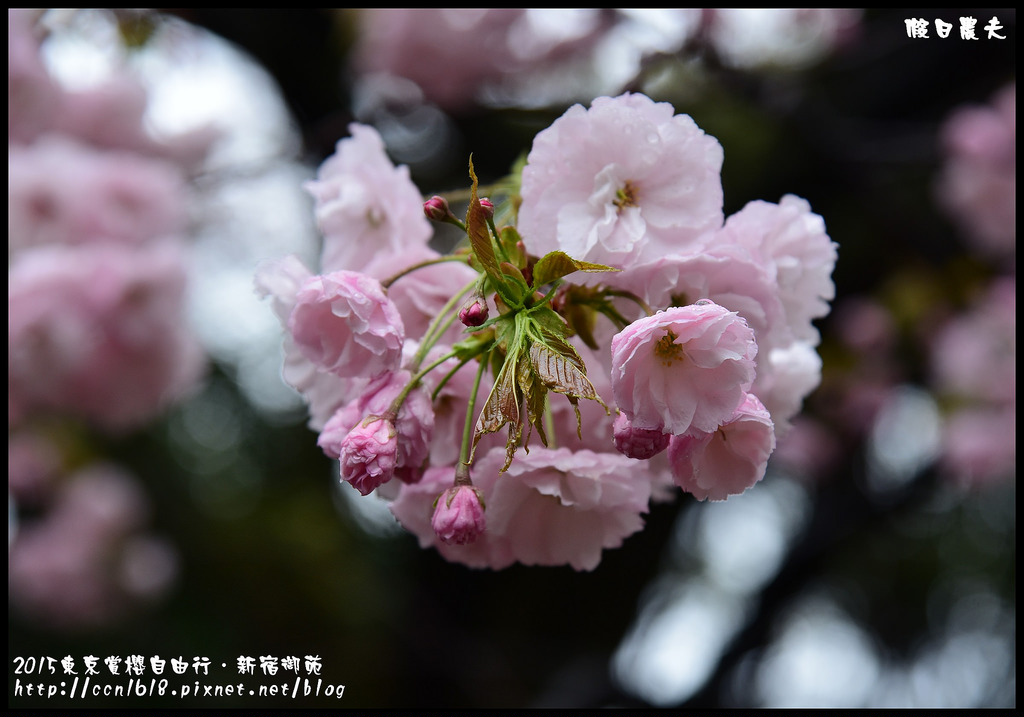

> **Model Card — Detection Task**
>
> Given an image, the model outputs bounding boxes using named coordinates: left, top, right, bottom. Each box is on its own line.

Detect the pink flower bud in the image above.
left=424, top=195, right=452, bottom=222
left=478, top=197, right=494, bottom=219
left=431, top=485, right=486, bottom=545
left=458, top=297, right=489, bottom=327
left=338, top=417, right=398, bottom=496
left=612, top=412, right=670, bottom=460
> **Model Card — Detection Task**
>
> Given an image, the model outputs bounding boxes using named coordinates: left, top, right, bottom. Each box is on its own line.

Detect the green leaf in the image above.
left=473, top=315, right=528, bottom=471
left=528, top=340, right=608, bottom=439
left=500, top=261, right=529, bottom=288
left=466, top=160, right=500, bottom=275
left=498, top=226, right=526, bottom=268
left=467, top=159, right=519, bottom=306
left=516, top=352, right=549, bottom=450
left=531, top=251, right=618, bottom=289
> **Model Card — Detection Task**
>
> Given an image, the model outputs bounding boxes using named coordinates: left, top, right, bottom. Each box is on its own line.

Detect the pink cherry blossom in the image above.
left=254, top=255, right=358, bottom=428
left=750, top=340, right=824, bottom=437
left=612, top=243, right=788, bottom=351
left=431, top=485, right=487, bottom=545
left=612, top=412, right=670, bottom=460
left=715, top=195, right=837, bottom=345
left=668, top=393, right=776, bottom=501
left=253, top=254, right=315, bottom=325
left=287, top=270, right=404, bottom=379
left=470, top=446, right=652, bottom=571
left=518, top=93, right=724, bottom=270
left=305, top=123, right=433, bottom=273
left=389, top=465, right=516, bottom=569
left=611, top=301, right=757, bottom=435
left=390, top=446, right=651, bottom=571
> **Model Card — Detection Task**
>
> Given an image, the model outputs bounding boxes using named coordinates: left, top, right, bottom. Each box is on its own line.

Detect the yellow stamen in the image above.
left=613, top=181, right=638, bottom=212
left=654, top=329, right=684, bottom=367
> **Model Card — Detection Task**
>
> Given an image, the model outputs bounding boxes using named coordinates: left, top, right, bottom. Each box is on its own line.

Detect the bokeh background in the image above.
left=8, top=8, right=1015, bottom=709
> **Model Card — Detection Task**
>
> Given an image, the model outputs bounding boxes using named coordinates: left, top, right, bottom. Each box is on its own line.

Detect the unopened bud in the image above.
left=459, top=298, right=489, bottom=327
left=612, top=413, right=670, bottom=460
left=424, top=195, right=452, bottom=222
left=478, top=198, right=494, bottom=219
left=432, top=484, right=486, bottom=545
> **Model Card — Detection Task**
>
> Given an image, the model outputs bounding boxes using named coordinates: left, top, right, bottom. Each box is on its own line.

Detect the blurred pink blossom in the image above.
left=8, top=242, right=205, bottom=432
left=937, top=83, right=1015, bottom=257
left=930, top=276, right=1015, bottom=406
left=8, top=135, right=189, bottom=252
left=8, top=463, right=177, bottom=629
left=352, top=9, right=607, bottom=112
left=939, top=406, right=1016, bottom=488
left=7, top=9, right=60, bottom=144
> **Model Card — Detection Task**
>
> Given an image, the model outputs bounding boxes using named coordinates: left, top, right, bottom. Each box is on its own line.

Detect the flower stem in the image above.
left=387, top=347, right=462, bottom=419
left=381, top=254, right=471, bottom=290
left=606, top=289, right=654, bottom=317
left=410, top=278, right=479, bottom=371
left=458, top=353, right=490, bottom=473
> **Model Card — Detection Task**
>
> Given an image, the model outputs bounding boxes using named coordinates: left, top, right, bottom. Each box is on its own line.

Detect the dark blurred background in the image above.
left=8, top=8, right=1015, bottom=709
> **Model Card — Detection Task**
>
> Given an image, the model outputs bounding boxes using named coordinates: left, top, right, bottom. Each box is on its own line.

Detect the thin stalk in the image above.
left=410, top=278, right=479, bottom=371
left=381, top=254, right=471, bottom=290
left=455, top=353, right=490, bottom=485
left=605, top=289, right=655, bottom=317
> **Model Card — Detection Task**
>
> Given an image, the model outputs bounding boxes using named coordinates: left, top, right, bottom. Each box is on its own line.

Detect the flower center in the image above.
left=613, top=181, right=638, bottom=213
left=366, top=205, right=385, bottom=228
left=654, top=329, right=684, bottom=366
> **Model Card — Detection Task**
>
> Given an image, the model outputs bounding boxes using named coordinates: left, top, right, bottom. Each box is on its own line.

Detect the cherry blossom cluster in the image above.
left=8, top=10, right=208, bottom=432
left=259, top=92, right=836, bottom=570
left=8, top=9, right=208, bottom=626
